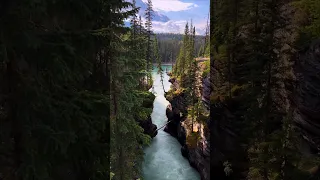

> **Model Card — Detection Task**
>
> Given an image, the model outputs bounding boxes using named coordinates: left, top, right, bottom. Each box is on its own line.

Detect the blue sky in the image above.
left=155, top=0, right=209, bottom=21
left=126, top=0, right=209, bottom=35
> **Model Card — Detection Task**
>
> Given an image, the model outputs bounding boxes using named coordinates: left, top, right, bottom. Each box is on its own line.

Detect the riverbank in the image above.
left=164, top=61, right=211, bottom=180
left=142, top=65, right=200, bottom=180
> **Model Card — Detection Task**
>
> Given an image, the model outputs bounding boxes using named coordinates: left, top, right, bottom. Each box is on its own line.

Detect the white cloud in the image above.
left=141, top=0, right=198, bottom=12
left=133, top=16, right=206, bottom=35
left=152, top=20, right=187, bottom=34
left=124, top=13, right=140, bottom=22
left=193, top=20, right=208, bottom=35
left=152, top=20, right=206, bottom=35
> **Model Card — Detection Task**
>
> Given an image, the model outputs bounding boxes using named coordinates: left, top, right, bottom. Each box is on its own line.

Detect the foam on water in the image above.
left=142, top=65, right=200, bottom=180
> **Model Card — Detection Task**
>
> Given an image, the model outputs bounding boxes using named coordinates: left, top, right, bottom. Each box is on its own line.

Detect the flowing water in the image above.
left=142, top=65, right=200, bottom=180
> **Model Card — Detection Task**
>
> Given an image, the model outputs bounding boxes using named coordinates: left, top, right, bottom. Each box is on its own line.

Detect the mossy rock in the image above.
left=134, top=107, right=153, bottom=120
left=186, top=131, right=201, bottom=148
left=142, top=92, right=155, bottom=108
left=166, top=88, right=185, bottom=102
left=202, top=60, right=210, bottom=77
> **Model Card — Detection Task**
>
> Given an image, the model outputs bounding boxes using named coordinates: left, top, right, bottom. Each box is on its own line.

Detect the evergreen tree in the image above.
left=144, top=0, right=154, bottom=86
left=110, top=2, right=153, bottom=180
left=204, top=12, right=210, bottom=58
left=198, top=45, right=205, bottom=57
left=0, top=0, right=153, bottom=180
left=174, top=46, right=184, bottom=76
left=211, top=0, right=320, bottom=179
left=154, top=36, right=166, bottom=93
left=130, top=0, right=139, bottom=40
left=189, top=60, right=199, bottom=132
left=170, top=51, right=174, bottom=68
left=181, top=23, right=189, bottom=76
left=0, top=0, right=132, bottom=179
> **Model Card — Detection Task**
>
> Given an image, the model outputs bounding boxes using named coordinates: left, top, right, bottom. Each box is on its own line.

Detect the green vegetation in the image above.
left=294, top=0, right=320, bottom=40
left=156, top=33, right=208, bottom=64
left=211, top=0, right=320, bottom=179
left=202, top=60, right=210, bottom=78
left=0, top=0, right=155, bottom=179
left=168, top=19, right=210, bottom=150
left=154, top=35, right=166, bottom=93
left=144, top=0, right=154, bottom=85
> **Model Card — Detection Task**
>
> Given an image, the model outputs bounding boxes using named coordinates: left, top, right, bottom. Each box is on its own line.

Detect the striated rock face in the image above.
left=164, top=90, right=187, bottom=137
left=293, top=39, right=320, bottom=154
left=179, top=123, right=211, bottom=180
left=168, top=77, right=179, bottom=91
left=165, top=103, right=211, bottom=180
left=202, top=76, right=211, bottom=107
left=164, top=103, right=182, bottom=137
left=164, top=74, right=211, bottom=180
left=210, top=103, right=248, bottom=180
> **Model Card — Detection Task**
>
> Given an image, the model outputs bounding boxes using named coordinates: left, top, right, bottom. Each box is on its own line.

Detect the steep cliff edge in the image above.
left=134, top=92, right=158, bottom=138
left=210, top=100, right=248, bottom=180
left=164, top=62, right=211, bottom=180
left=208, top=3, right=320, bottom=179
left=293, top=39, right=320, bottom=155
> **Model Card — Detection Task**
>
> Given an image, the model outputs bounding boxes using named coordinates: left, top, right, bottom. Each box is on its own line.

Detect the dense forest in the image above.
left=0, top=0, right=159, bottom=180
left=211, top=0, right=320, bottom=179
left=164, top=18, right=211, bottom=179
left=169, top=20, right=211, bottom=146
left=4, top=0, right=320, bottom=179
left=156, top=33, right=208, bottom=64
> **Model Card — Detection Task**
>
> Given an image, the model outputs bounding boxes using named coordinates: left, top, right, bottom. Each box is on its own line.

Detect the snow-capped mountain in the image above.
left=124, top=0, right=208, bottom=35
left=152, top=11, right=170, bottom=22
left=135, top=0, right=170, bottom=22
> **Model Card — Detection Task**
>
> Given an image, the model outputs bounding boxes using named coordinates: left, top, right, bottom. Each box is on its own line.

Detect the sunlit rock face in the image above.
left=164, top=97, right=211, bottom=180
left=143, top=65, right=200, bottom=180
left=164, top=70, right=211, bottom=180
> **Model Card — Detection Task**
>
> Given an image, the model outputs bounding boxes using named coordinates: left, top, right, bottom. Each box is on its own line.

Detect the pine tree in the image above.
left=144, top=0, right=154, bottom=86
left=110, top=1, right=155, bottom=179
left=181, top=23, right=189, bottom=76
left=154, top=36, right=166, bottom=93
left=189, top=59, right=199, bottom=132
left=174, top=46, right=184, bottom=76
left=136, top=15, right=149, bottom=90
left=0, top=0, right=129, bottom=179
left=130, top=0, right=139, bottom=40
left=210, top=0, right=319, bottom=179
left=0, top=0, right=153, bottom=180
left=198, top=45, right=204, bottom=57
left=204, top=12, right=210, bottom=58
left=170, top=51, right=174, bottom=68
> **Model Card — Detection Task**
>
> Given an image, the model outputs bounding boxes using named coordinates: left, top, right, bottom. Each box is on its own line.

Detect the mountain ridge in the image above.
left=135, top=0, right=170, bottom=22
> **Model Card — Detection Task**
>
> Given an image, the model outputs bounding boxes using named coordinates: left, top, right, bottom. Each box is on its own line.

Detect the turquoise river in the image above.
left=142, top=65, right=200, bottom=180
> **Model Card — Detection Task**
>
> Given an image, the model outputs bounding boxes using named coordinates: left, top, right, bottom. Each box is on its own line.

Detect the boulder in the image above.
left=138, top=117, right=157, bottom=138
